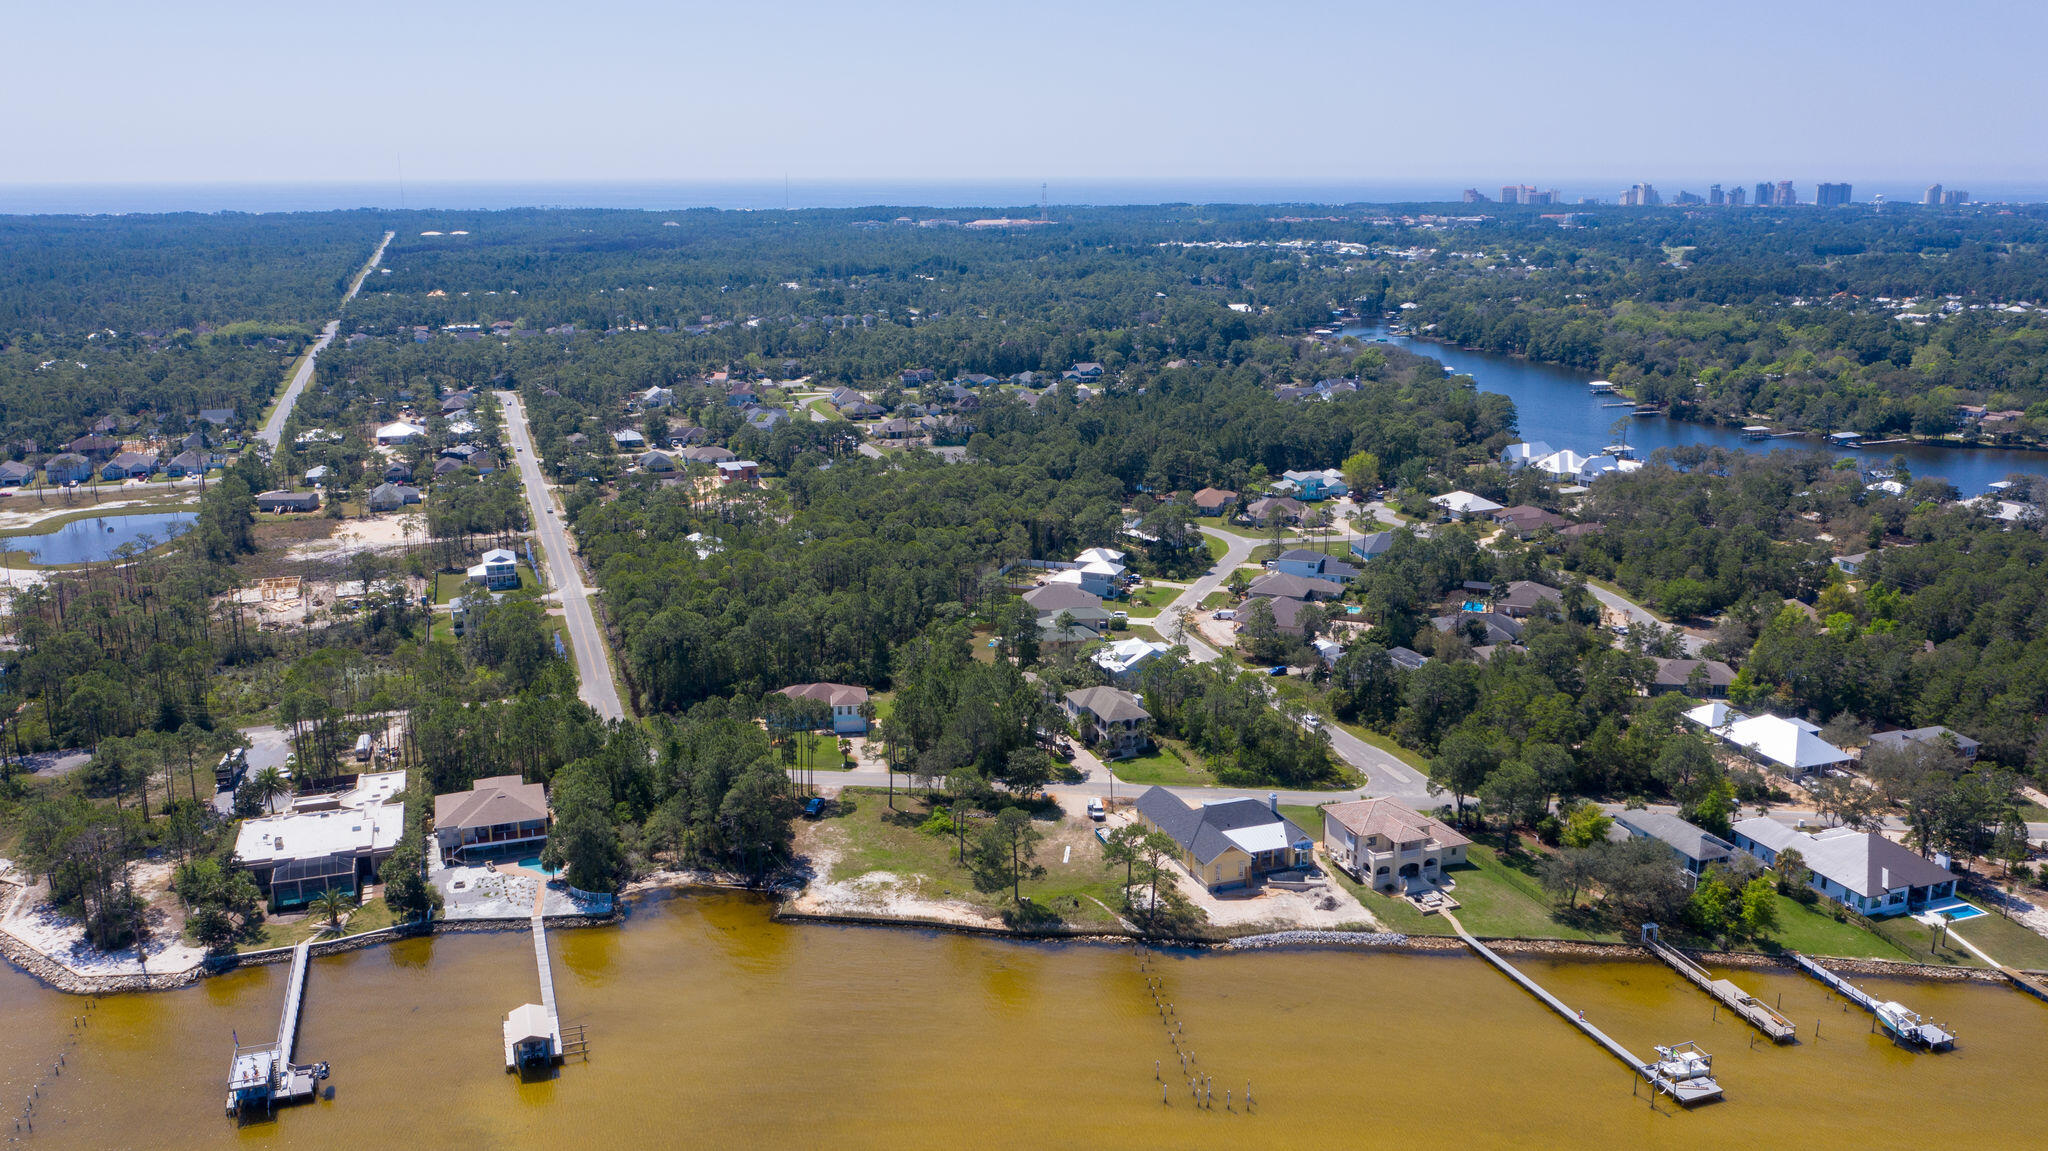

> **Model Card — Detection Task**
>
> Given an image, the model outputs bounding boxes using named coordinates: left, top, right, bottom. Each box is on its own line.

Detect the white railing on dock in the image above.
left=275, top=940, right=312, bottom=1070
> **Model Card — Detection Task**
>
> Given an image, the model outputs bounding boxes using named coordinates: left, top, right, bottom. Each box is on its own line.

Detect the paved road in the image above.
left=497, top=390, right=626, bottom=721
left=805, top=763, right=1433, bottom=812
left=1132, top=523, right=1429, bottom=795
left=257, top=231, right=394, bottom=449
left=1584, top=584, right=1707, bottom=655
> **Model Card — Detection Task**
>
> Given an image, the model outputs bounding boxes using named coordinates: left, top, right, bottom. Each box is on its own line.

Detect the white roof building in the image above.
left=1094, top=638, right=1170, bottom=680
left=1500, top=441, right=1554, bottom=469
left=1720, top=715, right=1849, bottom=776
left=1532, top=449, right=1591, bottom=479
left=376, top=421, right=426, bottom=444
left=1682, top=701, right=1746, bottom=733
left=1074, top=547, right=1128, bottom=566
left=1432, top=490, right=1504, bottom=516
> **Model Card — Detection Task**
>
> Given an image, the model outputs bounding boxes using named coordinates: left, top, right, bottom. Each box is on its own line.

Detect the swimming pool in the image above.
left=517, top=856, right=561, bottom=876
left=1923, top=898, right=1984, bottom=922
left=1460, top=600, right=1486, bottom=613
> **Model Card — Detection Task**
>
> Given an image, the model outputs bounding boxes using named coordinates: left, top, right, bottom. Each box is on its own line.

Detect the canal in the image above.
left=3, top=892, right=2042, bottom=1148
left=2, top=512, right=197, bottom=566
left=1350, top=326, right=2048, bottom=494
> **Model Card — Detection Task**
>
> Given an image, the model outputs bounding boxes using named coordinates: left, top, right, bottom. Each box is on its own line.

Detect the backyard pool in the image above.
left=517, top=855, right=561, bottom=876
left=1459, top=600, right=1486, bottom=613
left=1925, top=899, right=1986, bottom=922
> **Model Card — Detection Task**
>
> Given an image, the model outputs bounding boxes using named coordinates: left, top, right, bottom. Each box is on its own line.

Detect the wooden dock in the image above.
left=1791, top=953, right=1954, bottom=1049
left=505, top=911, right=567, bottom=1071
left=225, top=939, right=326, bottom=1116
left=1444, top=910, right=1723, bottom=1105
left=1641, top=926, right=1796, bottom=1042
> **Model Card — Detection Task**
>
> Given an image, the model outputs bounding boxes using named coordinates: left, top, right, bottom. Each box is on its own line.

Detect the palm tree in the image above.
left=251, top=765, right=289, bottom=813
left=307, top=888, right=353, bottom=934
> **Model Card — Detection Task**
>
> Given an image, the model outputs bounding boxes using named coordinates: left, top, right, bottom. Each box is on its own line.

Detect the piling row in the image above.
left=1136, top=955, right=1252, bottom=1116
left=11, top=996, right=95, bottom=1143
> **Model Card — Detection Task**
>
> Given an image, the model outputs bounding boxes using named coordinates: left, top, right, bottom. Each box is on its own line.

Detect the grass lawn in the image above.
left=1199, top=590, right=1234, bottom=610
left=1124, top=585, right=1179, bottom=617
left=1941, top=906, right=2048, bottom=969
left=235, top=895, right=399, bottom=953
left=1111, top=741, right=1216, bottom=787
left=784, top=731, right=853, bottom=772
left=1451, top=842, right=1620, bottom=942
left=1329, top=717, right=1431, bottom=772
left=818, top=788, right=1132, bottom=930
left=1202, top=534, right=1230, bottom=562
left=1751, top=894, right=1916, bottom=961
left=869, top=691, right=896, bottom=728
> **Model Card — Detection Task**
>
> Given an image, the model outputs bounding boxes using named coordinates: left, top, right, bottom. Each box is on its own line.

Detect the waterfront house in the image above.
left=254, top=490, right=320, bottom=513
left=234, top=772, right=407, bottom=908
left=1500, top=441, right=1555, bottom=470
left=1272, top=548, right=1360, bottom=582
left=1718, top=714, right=1849, bottom=778
left=44, top=453, right=91, bottom=484
left=1063, top=686, right=1151, bottom=758
left=434, top=775, right=551, bottom=863
left=1320, top=797, right=1469, bottom=892
left=1650, top=658, right=1737, bottom=697
left=1136, top=788, right=1313, bottom=892
left=1190, top=487, right=1238, bottom=516
left=367, top=482, right=422, bottom=512
left=1612, top=810, right=1735, bottom=879
left=775, top=682, right=870, bottom=734
left=1730, top=820, right=1956, bottom=917
left=1865, top=725, right=1979, bottom=762
left=467, top=548, right=519, bottom=590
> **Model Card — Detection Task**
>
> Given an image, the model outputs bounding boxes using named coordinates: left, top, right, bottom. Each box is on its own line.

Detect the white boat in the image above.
left=1587, top=379, right=1615, bottom=393
left=1647, top=1042, right=1723, bottom=1105
left=1876, top=1001, right=1956, bottom=1050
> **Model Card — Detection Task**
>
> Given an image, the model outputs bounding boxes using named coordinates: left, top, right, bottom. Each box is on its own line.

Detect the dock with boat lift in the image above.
left=1790, top=953, right=1954, bottom=1050
left=1641, top=925, right=1797, bottom=1042
left=225, top=939, right=328, bottom=1117
left=1443, top=910, right=1724, bottom=1106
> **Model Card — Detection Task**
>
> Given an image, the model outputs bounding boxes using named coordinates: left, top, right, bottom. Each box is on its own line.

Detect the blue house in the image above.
left=1731, top=819, right=1956, bottom=917
left=1350, top=531, right=1395, bottom=562
left=1272, top=548, right=1360, bottom=582
left=1278, top=469, right=1349, bottom=501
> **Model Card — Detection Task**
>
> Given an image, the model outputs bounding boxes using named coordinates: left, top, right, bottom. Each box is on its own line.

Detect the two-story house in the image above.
left=468, top=548, right=519, bottom=590
left=1063, top=686, right=1151, bottom=759
left=1320, top=798, right=1470, bottom=892
left=776, top=682, right=870, bottom=734
left=1271, top=548, right=1361, bottom=582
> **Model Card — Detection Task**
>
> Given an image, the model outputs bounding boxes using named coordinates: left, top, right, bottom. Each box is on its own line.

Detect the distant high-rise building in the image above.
left=1815, top=183, right=1852, bottom=207
left=1727, top=185, right=1747, bottom=206
left=1495, top=184, right=1559, bottom=206
left=1623, top=182, right=1660, bottom=207
left=1500, top=184, right=1523, bottom=205
left=1709, top=184, right=1725, bottom=206
left=1942, top=189, right=1969, bottom=206
left=1463, top=188, right=1490, bottom=203
left=1775, top=180, right=1798, bottom=206
left=1755, top=182, right=1772, bottom=206
left=1674, top=190, right=1703, bottom=206
left=1924, top=184, right=1943, bottom=205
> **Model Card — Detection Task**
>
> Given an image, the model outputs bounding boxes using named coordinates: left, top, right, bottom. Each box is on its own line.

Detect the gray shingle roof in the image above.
left=1135, top=787, right=1309, bottom=866
left=1615, top=810, right=1735, bottom=865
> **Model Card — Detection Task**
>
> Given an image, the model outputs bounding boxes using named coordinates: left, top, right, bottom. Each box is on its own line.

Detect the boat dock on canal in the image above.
left=505, top=910, right=585, bottom=1071
left=1791, top=953, right=1955, bottom=1049
left=1642, top=925, right=1798, bottom=1043
left=1444, top=910, right=1724, bottom=1106
left=225, top=939, right=328, bottom=1117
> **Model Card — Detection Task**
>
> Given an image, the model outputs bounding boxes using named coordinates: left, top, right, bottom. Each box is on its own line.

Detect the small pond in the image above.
left=6, top=511, right=197, bottom=564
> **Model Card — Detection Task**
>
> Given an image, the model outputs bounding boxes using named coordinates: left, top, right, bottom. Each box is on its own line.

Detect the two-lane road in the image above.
left=257, top=231, right=394, bottom=449
left=497, top=390, right=625, bottom=721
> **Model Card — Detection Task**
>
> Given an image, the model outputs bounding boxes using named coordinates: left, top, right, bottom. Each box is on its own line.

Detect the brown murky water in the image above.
left=3, top=892, right=2043, bottom=1149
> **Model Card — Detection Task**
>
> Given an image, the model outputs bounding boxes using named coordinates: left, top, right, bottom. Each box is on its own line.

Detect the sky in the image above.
left=4, top=0, right=2045, bottom=202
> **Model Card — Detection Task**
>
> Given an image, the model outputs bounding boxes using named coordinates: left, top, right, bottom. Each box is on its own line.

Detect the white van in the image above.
left=1086, top=799, right=1106, bottom=822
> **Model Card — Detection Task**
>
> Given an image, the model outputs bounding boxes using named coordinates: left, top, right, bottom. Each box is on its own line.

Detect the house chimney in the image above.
left=1269, top=792, right=1279, bottom=814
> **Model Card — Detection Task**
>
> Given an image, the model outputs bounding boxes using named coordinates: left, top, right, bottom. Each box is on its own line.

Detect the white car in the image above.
left=1086, top=799, right=1106, bottom=822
